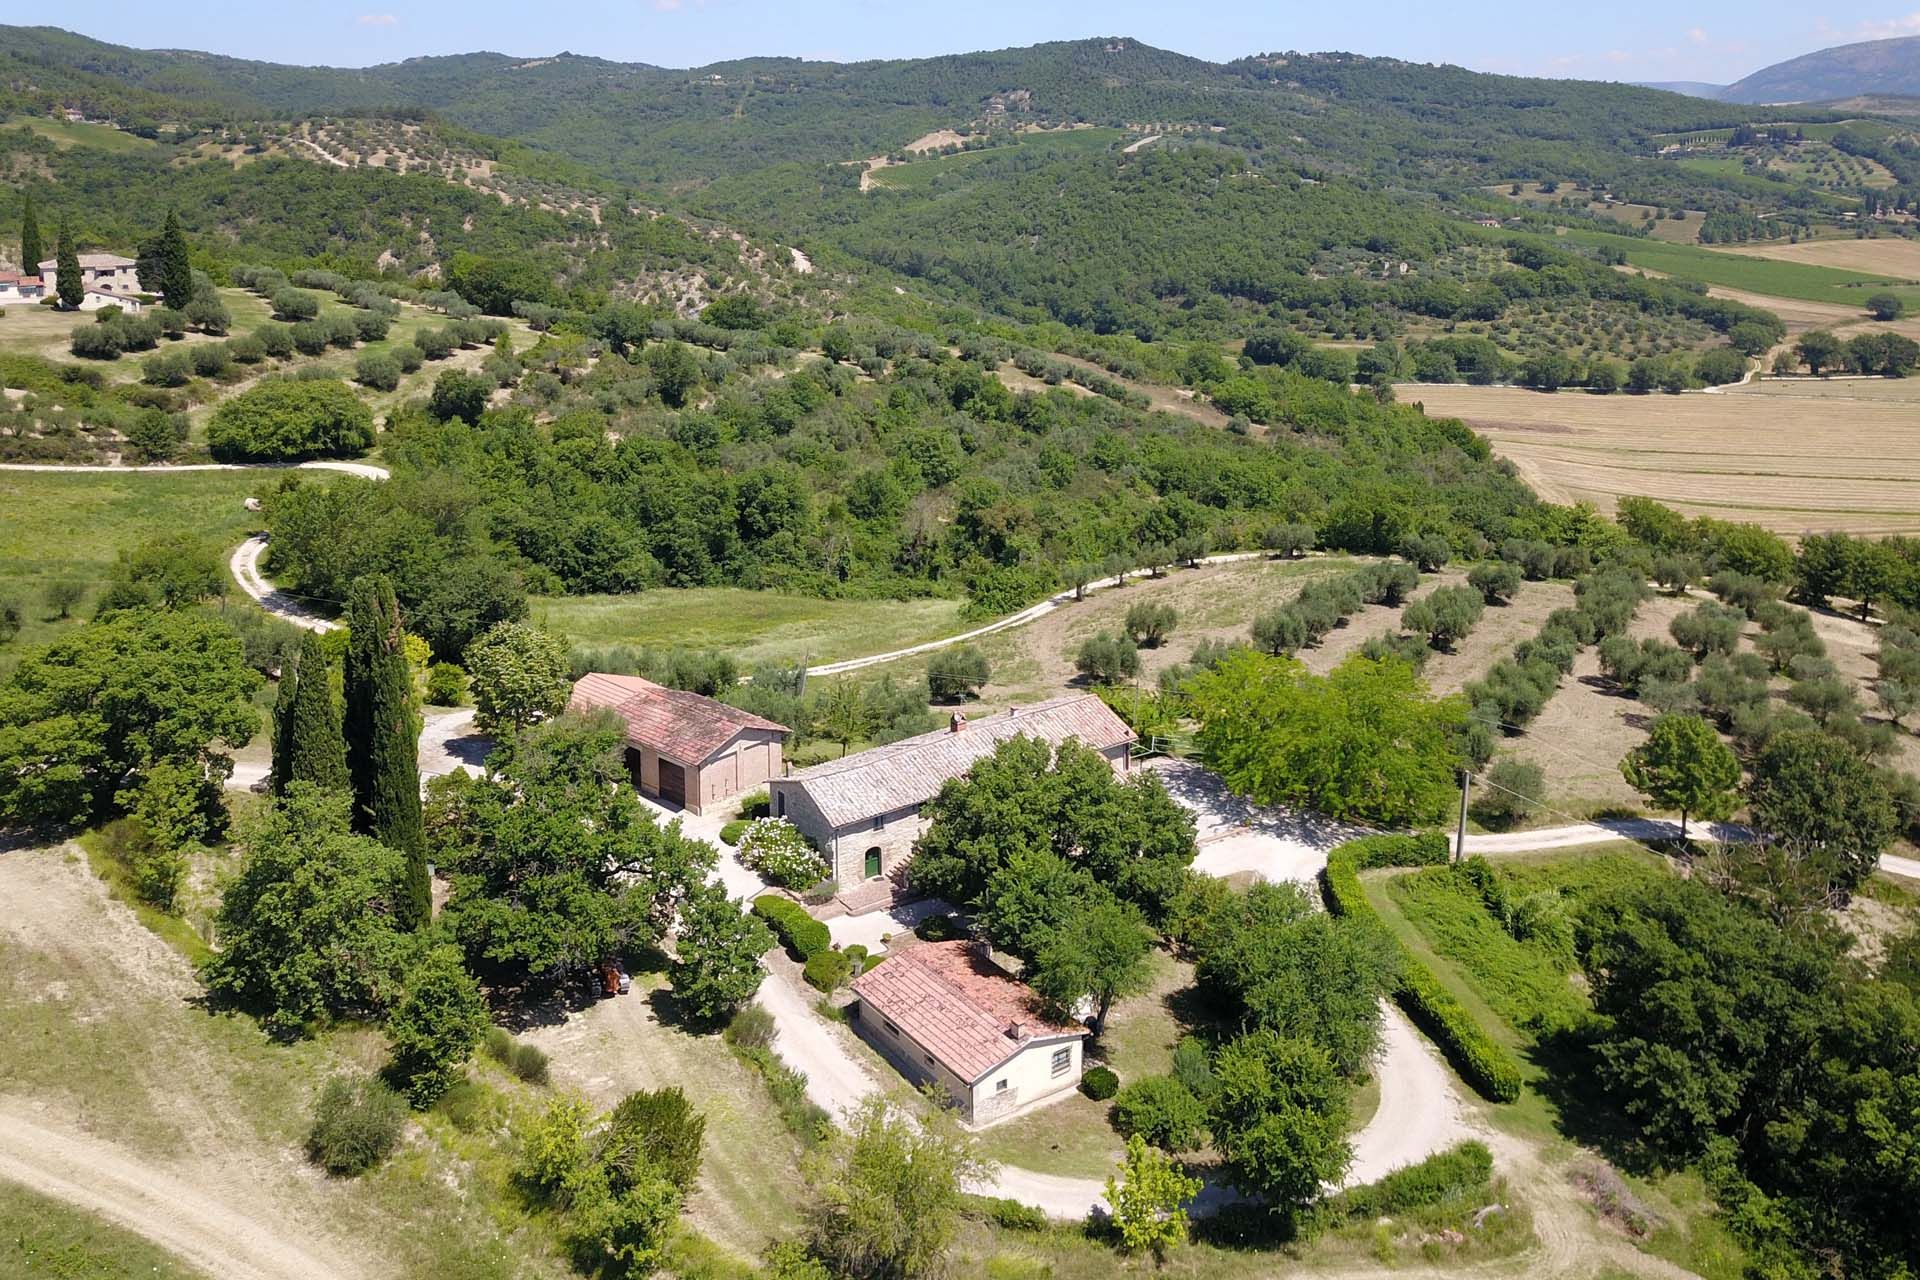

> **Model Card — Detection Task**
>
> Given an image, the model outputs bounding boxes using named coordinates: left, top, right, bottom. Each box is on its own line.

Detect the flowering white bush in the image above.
left=736, top=818, right=828, bottom=889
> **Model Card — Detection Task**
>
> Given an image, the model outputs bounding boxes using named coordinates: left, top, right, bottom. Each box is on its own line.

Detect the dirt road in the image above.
left=0, top=1103, right=360, bottom=1280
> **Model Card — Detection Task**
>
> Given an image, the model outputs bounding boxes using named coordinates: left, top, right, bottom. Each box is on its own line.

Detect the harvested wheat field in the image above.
left=1716, top=237, right=1920, bottom=281
left=1407, top=383, right=1920, bottom=536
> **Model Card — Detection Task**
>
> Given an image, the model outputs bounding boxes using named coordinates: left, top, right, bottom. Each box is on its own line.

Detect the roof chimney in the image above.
left=950, top=712, right=966, bottom=734
left=1006, top=1021, right=1026, bottom=1041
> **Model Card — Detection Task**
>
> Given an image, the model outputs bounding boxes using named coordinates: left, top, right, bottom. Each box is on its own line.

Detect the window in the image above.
left=995, top=1079, right=1008, bottom=1093
left=774, top=792, right=785, bottom=818
left=1051, top=1047, right=1072, bottom=1077
left=883, top=1020, right=900, bottom=1037
left=923, top=1053, right=935, bottom=1067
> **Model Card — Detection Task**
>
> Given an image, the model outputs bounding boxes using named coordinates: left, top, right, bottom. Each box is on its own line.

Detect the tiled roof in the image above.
left=777, top=694, right=1133, bottom=829
left=568, top=672, right=787, bottom=765
left=853, top=941, right=1081, bottom=1083
left=38, top=253, right=135, bottom=270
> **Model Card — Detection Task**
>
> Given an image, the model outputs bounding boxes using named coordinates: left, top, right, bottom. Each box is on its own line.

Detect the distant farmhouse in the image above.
left=849, top=939, right=1087, bottom=1126
left=0, top=273, right=47, bottom=306
left=568, top=673, right=787, bottom=815
left=768, top=694, right=1134, bottom=887
left=39, top=252, right=140, bottom=299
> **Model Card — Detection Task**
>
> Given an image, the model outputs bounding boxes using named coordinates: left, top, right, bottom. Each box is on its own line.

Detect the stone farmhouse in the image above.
left=849, top=939, right=1086, bottom=1126
left=38, top=252, right=140, bottom=299
left=768, top=694, right=1134, bottom=888
left=568, top=673, right=787, bottom=816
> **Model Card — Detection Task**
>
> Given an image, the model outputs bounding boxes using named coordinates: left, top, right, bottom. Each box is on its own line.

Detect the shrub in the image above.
left=306, top=1074, right=407, bottom=1176
left=271, top=288, right=320, bottom=321
left=926, top=645, right=991, bottom=701
left=415, top=327, right=458, bottom=361
left=354, top=350, right=402, bottom=391
left=913, top=913, right=965, bottom=942
left=723, top=1004, right=776, bottom=1052
left=1471, top=759, right=1545, bottom=828
left=737, top=789, right=770, bottom=820
left=718, top=819, right=748, bottom=847
left=736, top=819, right=828, bottom=890
left=141, top=349, right=192, bottom=387
left=1111, top=1075, right=1208, bottom=1152
left=69, top=323, right=125, bottom=359
left=207, top=379, right=374, bottom=461
left=353, top=309, right=392, bottom=342
left=189, top=342, right=231, bottom=378
left=1081, top=1066, right=1120, bottom=1101
left=393, top=342, right=424, bottom=373
left=152, top=307, right=187, bottom=338
left=753, top=894, right=830, bottom=961
left=1171, top=1035, right=1218, bottom=1101
left=482, top=1027, right=552, bottom=1085
left=1321, top=842, right=1523, bottom=1102
left=803, top=949, right=854, bottom=993
left=976, top=1196, right=1050, bottom=1232
left=425, top=661, right=467, bottom=706
left=1327, top=1141, right=1493, bottom=1219
left=255, top=323, right=295, bottom=358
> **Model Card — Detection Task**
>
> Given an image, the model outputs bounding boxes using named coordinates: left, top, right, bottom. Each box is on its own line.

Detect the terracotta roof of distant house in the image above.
left=852, top=941, right=1082, bottom=1083
left=778, top=694, right=1133, bottom=829
left=567, top=672, right=787, bottom=764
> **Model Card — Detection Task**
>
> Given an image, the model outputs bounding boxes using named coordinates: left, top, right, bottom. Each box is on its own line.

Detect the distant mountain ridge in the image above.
left=1632, top=81, right=1728, bottom=100
left=1719, top=34, right=1920, bottom=104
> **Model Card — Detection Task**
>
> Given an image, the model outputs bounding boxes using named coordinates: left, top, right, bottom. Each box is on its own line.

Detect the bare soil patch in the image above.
left=1407, top=383, right=1920, bottom=536
left=1716, top=237, right=1920, bottom=281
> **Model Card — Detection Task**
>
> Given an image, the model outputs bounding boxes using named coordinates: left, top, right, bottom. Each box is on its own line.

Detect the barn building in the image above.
left=568, top=673, right=787, bottom=815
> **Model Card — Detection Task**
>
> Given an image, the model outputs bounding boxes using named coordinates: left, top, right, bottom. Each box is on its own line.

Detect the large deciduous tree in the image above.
left=1210, top=1030, right=1352, bottom=1213
left=429, top=711, right=716, bottom=986
left=200, top=785, right=419, bottom=1037
left=1187, top=650, right=1466, bottom=827
left=0, top=609, right=259, bottom=826
left=464, top=621, right=571, bottom=734
left=1746, top=729, right=1897, bottom=895
left=907, top=736, right=1197, bottom=933
left=344, top=575, right=427, bottom=927
left=1619, top=713, right=1740, bottom=840
left=802, top=1098, right=986, bottom=1280
left=666, top=878, right=773, bottom=1023
left=1026, top=894, right=1155, bottom=1035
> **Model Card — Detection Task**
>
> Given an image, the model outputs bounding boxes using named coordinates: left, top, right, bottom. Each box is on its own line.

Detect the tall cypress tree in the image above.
left=267, top=656, right=298, bottom=797
left=53, top=217, right=81, bottom=310
left=19, top=191, right=43, bottom=276
left=155, top=210, right=193, bottom=312
left=286, top=631, right=349, bottom=794
left=343, top=575, right=427, bottom=928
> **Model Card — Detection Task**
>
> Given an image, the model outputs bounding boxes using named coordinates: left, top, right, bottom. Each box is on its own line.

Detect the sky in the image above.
left=8, top=0, right=1920, bottom=84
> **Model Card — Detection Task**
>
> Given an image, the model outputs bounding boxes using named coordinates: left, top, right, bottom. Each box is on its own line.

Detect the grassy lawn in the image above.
left=0, top=468, right=284, bottom=667
left=1366, top=848, right=1748, bottom=1280
left=0, top=1180, right=205, bottom=1279
left=871, top=128, right=1126, bottom=191
left=1547, top=227, right=1920, bottom=307
left=533, top=587, right=966, bottom=670
left=2, top=115, right=159, bottom=153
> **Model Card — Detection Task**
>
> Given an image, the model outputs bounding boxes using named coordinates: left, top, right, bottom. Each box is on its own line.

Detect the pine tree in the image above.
left=156, top=210, right=194, bottom=312
left=286, top=631, right=349, bottom=794
left=19, top=191, right=43, bottom=277
left=343, top=575, right=427, bottom=927
left=53, top=217, right=81, bottom=310
left=268, top=658, right=298, bottom=797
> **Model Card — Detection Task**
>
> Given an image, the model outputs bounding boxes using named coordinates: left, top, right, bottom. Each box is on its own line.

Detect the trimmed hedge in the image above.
left=803, top=949, right=853, bottom=992
left=1081, top=1066, right=1119, bottom=1101
left=753, top=894, right=830, bottom=961
left=1325, top=1140, right=1494, bottom=1219
left=1321, top=841, right=1524, bottom=1103
left=1341, top=831, right=1450, bottom=870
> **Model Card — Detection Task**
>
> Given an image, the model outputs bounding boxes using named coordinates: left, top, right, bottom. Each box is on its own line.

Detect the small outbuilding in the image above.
left=850, top=940, right=1086, bottom=1126
left=568, top=672, right=787, bottom=815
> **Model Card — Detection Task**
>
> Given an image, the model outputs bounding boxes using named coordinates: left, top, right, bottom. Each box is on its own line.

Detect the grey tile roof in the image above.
left=777, top=694, right=1133, bottom=829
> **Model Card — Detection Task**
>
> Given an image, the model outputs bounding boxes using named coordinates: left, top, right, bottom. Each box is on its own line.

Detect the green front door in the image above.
left=864, top=847, right=882, bottom=879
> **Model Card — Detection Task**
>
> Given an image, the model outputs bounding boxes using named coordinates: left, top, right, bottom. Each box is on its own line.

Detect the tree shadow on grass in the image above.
left=1519, top=1026, right=1664, bottom=1176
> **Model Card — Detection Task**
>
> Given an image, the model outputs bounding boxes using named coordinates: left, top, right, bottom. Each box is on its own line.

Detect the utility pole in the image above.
left=1453, top=769, right=1472, bottom=865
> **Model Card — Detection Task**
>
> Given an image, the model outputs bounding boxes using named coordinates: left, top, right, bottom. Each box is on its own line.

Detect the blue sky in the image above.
left=10, top=1, right=1920, bottom=82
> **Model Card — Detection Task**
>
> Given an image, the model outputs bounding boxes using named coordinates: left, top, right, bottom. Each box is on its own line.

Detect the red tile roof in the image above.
left=568, top=672, right=786, bottom=765
left=852, top=941, right=1082, bottom=1083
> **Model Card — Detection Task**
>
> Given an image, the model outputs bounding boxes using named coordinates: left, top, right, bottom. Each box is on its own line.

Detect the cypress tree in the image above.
left=53, top=217, right=81, bottom=310
left=19, top=191, right=43, bottom=277
left=286, top=631, right=349, bottom=794
left=343, top=575, right=427, bottom=928
left=267, top=656, right=298, bottom=797
left=155, top=210, right=193, bottom=312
